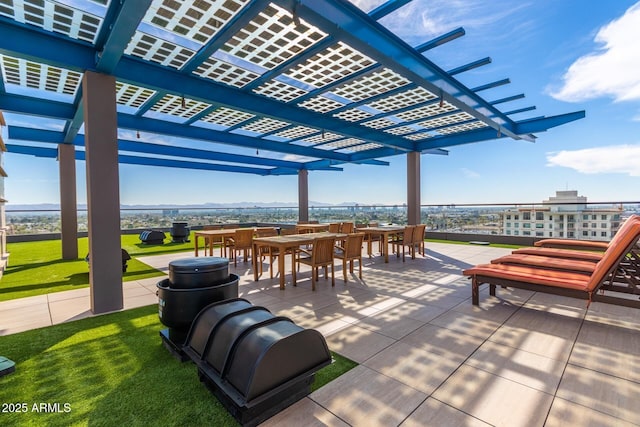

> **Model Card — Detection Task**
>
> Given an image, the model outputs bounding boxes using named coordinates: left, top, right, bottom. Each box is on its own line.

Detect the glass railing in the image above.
left=5, top=201, right=640, bottom=241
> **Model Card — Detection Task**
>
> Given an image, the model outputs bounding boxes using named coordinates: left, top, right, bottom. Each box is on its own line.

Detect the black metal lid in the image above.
left=169, top=257, right=228, bottom=273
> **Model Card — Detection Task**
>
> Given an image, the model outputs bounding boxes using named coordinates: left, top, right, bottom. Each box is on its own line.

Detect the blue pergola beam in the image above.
left=63, top=89, right=84, bottom=143
left=5, top=143, right=298, bottom=175
left=368, top=0, right=412, bottom=20
left=490, top=94, right=525, bottom=105
left=412, top=110, right=586, bottom=151
left=7, top=125, right=347, bottom=171
left=504, top=106, right=536, bottom=115
left=514, top=111, right=586, bottom=134
left=0, top=93, right=76, bottom=118
left=415, top=27, right=465, bottom=52
left=448, top=57, right=491, bottom=76
left=471, top=78, right=510, bottom=93
left=95, top=0, right=152, bottom=72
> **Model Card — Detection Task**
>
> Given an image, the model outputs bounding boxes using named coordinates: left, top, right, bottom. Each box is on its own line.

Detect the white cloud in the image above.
left=551, top=2, right=640, bottom=102
left=546, top=144, right=640, bottom=176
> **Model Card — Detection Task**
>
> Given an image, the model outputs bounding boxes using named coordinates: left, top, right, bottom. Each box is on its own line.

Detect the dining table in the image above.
left=294, top=223, right=330, bottom=233
left=359, top=226, right=406, bottom=263
left=252, top=231, right=346, bottom=289
left=194, top=227, right=275, bottom=257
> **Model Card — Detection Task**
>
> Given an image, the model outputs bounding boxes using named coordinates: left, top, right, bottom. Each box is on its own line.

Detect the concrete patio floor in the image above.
left=1, top=242, right=639, bottom=426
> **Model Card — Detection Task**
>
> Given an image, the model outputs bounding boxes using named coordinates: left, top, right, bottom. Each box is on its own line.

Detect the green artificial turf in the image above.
left=0, top=304, right=356, bottom=427
left=0, top=233, right=204, bottom=302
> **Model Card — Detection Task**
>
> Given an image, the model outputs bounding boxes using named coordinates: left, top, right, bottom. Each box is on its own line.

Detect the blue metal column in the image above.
left=83, top=71, right=123, bottom=314
left=58, top=143, right=78, bottom=260
left=407, top=152, right=421, bottom=225
left=298, top=170, right=309, bottom=223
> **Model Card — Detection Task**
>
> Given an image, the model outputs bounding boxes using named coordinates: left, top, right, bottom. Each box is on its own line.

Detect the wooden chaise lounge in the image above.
left=490, top=215, right=639, bottom=272
left=463, top=217, right=640, bottom=307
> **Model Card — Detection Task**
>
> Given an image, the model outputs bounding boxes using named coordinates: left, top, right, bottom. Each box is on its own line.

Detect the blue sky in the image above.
left=3, top=0, right=640, bottom=206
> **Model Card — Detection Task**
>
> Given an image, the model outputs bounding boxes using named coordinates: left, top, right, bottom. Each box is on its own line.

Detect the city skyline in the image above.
left=3, top=0, right=640, bottom=206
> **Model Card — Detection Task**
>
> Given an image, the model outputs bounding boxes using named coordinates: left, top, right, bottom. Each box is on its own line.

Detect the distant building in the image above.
left=502, top=190, right=623, bottom=241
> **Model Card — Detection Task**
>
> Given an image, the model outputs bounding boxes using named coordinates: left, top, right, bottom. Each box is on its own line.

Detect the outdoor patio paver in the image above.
left=363, top=341, right=461, bottom=395
left=545, top=397, right=638, bottom=427
left=556, top=364, right=640, bottom=425
left=311, top=365, right=428, bottom=427
left=259, top=397, right=350, bottom=427
left=465, top=340, right=566, bottom=393
left=3, top=241, right=640, bottom=426
left=399, top=397, right=492, bottom=427
left=432, top=363, right=555, bottom=427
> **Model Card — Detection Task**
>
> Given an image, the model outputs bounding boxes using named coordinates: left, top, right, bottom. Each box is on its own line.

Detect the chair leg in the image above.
left=343, top=260, right=347, bottom=282
left=358, top=259, right=362, bottom=279
left=331, top=264, right=335, bottom=287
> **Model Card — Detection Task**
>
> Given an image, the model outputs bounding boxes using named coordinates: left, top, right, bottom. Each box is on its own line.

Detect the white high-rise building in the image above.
left=502, top=190, right=623, bottom=241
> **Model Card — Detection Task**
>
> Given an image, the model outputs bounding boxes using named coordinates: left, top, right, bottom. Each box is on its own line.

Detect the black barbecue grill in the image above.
left=183, top=298, right=332, bottom=427
left=157, top=257, right=238, bottom=360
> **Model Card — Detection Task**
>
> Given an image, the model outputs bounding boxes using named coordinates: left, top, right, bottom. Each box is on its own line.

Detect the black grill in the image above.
left=183, top=298, right=332, bottom=427
left=170, top=222, right=190, bottom=243
left=157, top=257, right=238, bottom=360
left=139, top=230, right=166, bottom=245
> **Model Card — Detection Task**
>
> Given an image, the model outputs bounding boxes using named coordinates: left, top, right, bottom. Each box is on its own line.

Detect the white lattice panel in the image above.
left=241, top=118, right=290, bottom=134
left=115, top=82, right=156, bottom=108
left=403, top=132, right=432, bottom=141
left=201, top=107, right=255, bottom=127
left=275, top=126, right=317, bottom=140
left=302, top=131, right=342, bottom=144
left=384, top=126, right=416, bottom=136
left=0, top=55, right=81, bottom=96
left=330, top=68, right=410, bottom=102
left=437, top=121, right=488, bottom=135
left=395, top=101, right=456, bottom=121
left=150, top=94, right=210, bottom=119
left=143, top=0, right=249, bottom=44
left=367, top=87, right=437, bottom=112
left=253, top=80, right=308, bottom=102
left=317, top=138, right=363, bottom=150
left=222, top=3, right=327, bottom=70
left=0, top=0, right=104, bottom=43
left=333, top=108, right=372, bottom=122
left=284, top=42, right=376, bottom=88
left=194, top=57, right=260, bottom=87
left=418, top=112, right=475, bottom=129
left=362, top=117, right=396, bottom=129
left=298, top=96, right=344, bottom=113
left=126, top=32, right=195, bottom=69
left=343, top=142, right=383, bottom=152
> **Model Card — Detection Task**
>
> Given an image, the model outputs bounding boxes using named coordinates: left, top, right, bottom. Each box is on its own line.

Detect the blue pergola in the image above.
left=0, top=0, right=584, bottom=313
left=0, top=0, right=583, bottom=173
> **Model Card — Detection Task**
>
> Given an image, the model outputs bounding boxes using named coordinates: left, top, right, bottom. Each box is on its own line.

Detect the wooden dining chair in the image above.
left=328, top=223, right=341, bottom=233
left=340, top=222, right=354, bottom=234
left=255, top=227, right=279, bottom=277
left=413, top=224, right=427, bottom=256
left=227, top=228, right=254, bottom=267
left=297, top=236, right=336, bottom=290
left=396, top=225, right=416, bottom=261
left=334, top=233, right=365, bottom=282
